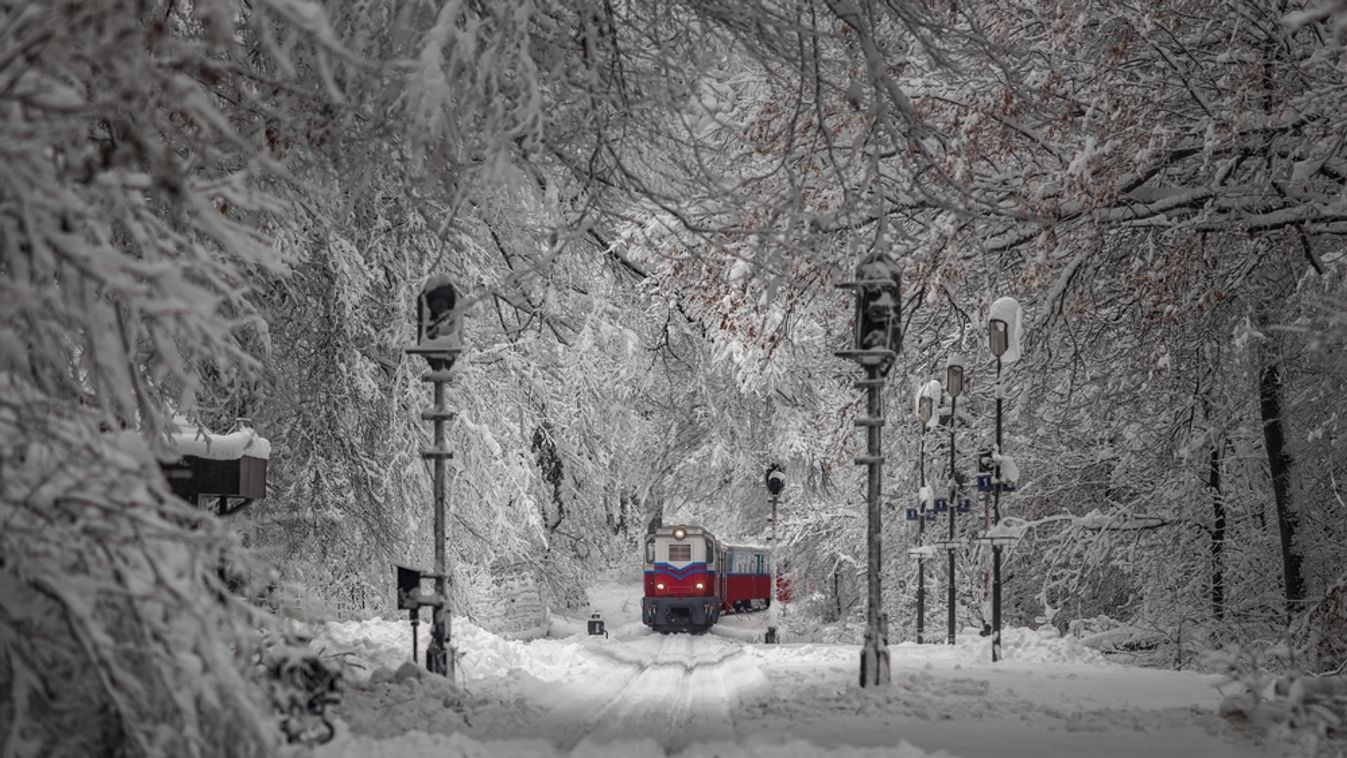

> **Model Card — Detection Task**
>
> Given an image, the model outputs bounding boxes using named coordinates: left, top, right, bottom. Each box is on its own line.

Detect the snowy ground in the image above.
left=306, top=583, right=1273, bottom=757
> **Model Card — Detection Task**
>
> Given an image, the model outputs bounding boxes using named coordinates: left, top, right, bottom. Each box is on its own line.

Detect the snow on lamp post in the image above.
left=985, top=296, right=1022, bottom=662
left=765, top=463, right=785, bottom=644
left=942, top=354, right=965, bottom=646
left=910, top=379, right=942, bottom=644
left=404, top=274, right=465, bottom=678
left=834, top=250, right=901, bottom=687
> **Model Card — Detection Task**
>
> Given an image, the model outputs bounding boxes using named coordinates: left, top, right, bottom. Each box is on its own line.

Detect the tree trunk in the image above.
left=1209, top=443, right=1225, bottom=621
left=1259, top=360, right=1305, bottom=619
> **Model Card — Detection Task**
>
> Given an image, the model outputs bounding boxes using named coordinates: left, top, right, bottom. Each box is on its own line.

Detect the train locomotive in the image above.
left=641, top=524, right=773, bottom=633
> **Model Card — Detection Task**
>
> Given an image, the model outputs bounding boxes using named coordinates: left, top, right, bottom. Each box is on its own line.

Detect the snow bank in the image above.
left=746, top=626, right=1106, bottom=668
left=312, top=616, right=615, bottom=683
left=311, top=617, right=416, bottom=679
left=744, top=642, right=858, bottom=667
left=335, top=662, right=481, bottom=740
left=964, top=625, right=1110, bottom=666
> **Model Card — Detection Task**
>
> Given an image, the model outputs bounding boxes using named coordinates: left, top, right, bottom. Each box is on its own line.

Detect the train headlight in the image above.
left=656, top=582, right=665, bottom=591
left=673, top=527, right=687, bottom=540
left=695, top=582, right=704, bottom=590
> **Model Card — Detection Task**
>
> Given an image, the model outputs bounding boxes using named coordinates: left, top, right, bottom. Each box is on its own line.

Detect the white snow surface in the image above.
left=169, top=416, right=271, bottom=460
left=309, top=582, right=1271, bottom=758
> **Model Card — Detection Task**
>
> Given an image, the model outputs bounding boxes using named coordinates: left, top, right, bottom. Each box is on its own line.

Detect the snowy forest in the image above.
left=3, top=0, right=1347, bottom=756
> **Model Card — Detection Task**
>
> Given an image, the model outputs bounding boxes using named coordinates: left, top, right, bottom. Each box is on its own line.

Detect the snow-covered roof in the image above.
left=169, top=417, right=271, bottom=460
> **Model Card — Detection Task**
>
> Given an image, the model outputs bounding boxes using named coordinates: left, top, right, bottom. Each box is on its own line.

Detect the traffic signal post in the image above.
left=835, top=251, right=902, bottom=688
left=405, top=275, right=464, bottom=679
left=765, top=464, right=785, bottom=644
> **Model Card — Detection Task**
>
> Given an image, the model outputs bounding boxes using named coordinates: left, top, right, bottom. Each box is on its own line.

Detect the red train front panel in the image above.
left=642, top=526, right=722, bottom=632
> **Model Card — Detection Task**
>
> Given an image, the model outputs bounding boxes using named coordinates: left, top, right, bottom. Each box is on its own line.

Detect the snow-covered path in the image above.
left=310, top=585, right=1274, bottom=757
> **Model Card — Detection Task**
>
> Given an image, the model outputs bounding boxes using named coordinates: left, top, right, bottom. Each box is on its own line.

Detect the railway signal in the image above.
left=414, top=276, right=463, bottom=368
left=835, top=249, right=902, bottom=687
left=404, top=274, right=466, bottom=678
left=765, top=464, right=785, bottom=644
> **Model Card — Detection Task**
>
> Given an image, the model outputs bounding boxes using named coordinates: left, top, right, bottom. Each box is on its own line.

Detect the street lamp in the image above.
left=765, top=464, right=785, bottom=644
left=404, top=275, right=465, bottom=678
left=986, top=296, right=1022, bottom=662
left=834, top=250, right=901, bottom=687
left=912, top=379, right=941, bottom=644
left=944, top=354, right=965, bottom=646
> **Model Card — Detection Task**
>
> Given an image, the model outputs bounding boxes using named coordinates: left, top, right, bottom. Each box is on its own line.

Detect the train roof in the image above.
left=647, top=526, right=769, bottom=551
left=649, top=524, right=715, bottom=538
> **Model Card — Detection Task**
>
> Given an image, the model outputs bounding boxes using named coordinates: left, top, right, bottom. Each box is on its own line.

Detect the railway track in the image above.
left=564, top=632, right=757, bottom=749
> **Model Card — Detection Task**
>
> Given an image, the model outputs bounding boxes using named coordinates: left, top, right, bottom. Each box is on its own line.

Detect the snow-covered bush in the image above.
left=0, top=0, right=345, bottom=754
left=1210, top=644, right=1347, bottom=756
left=0, top=417, right=276, bottom=757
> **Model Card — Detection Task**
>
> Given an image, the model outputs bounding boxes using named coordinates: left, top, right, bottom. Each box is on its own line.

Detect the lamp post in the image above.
left=944, top=354, right=965, bottom=646
left=834, top=250, right=901, bottom=687
left=986, top=296, right=1022, bottom=662
left=913, top=381, right=940, bottom=644
left=405, top=275, right=464, bottom=678
left=765, top=464, right=785, bottom=644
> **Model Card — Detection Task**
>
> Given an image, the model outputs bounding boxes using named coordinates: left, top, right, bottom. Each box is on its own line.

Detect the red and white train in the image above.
left=641, top=524, right=774, bottom=633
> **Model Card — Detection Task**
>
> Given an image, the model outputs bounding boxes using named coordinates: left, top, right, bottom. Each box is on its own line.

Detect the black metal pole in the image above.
left=858, top=364, right=890, bottom=686
left=992, top=357, right=1003, bottom=662
left=424, top=374, right=454, bottom=679
left=768, top=492, right=779, bottom=642
left=917, top=430, right=926, bottom=645
left=947, top=394, right=958, bottom=646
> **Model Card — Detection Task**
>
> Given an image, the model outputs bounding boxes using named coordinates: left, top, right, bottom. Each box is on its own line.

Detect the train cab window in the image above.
left=668, top=543, right=691, bottom=562
left=645, top=538, right=654, bottom=563
left=706, top=539, right=716, bottom=568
